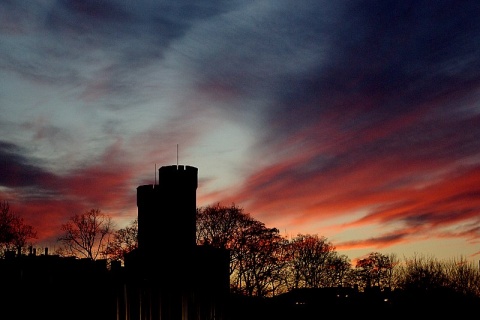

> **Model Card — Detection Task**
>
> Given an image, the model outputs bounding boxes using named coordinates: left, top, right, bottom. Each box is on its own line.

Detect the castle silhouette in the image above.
left=0, top=164, right=230, bottom=320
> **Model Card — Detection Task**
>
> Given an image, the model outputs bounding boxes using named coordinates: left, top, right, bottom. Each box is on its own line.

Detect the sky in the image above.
left=1, top=0, right=480, bottom=263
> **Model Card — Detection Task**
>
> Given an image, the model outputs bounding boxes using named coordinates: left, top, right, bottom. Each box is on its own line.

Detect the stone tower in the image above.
left=137, top=164, right=198, bottom=258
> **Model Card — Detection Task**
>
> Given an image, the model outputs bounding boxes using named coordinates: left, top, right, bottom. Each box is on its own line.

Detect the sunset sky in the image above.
left=1, top=1, right=480, bottom=263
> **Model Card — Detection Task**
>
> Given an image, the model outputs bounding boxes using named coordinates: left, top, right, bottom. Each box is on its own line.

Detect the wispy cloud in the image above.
left=1, top=0, right=479, bottom=261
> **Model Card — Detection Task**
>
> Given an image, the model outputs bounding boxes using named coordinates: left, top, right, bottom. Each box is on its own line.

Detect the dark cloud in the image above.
left=57, top=0, right=130, bottom=23
left=337, top=231, right=410, bottom=251
left=0, top=141, right=57, bottom=188
left=261, top=0, right=480, bottom=139
left=0, top=0, right=244, bottom=107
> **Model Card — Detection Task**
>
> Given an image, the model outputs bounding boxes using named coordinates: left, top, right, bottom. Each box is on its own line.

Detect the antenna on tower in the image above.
left=176, top=144, right=179, bottom=168
left=155, top=163, right=157, bottom=185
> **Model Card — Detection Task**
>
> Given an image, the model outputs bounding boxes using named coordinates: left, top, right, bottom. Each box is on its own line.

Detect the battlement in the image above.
left=158, top=165, right=198, bottom=189
left=158, top=164, right=197, bottom=173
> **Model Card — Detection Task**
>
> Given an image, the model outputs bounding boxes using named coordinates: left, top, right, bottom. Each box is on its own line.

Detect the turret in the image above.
left=137, top=165, right=198, bottom=258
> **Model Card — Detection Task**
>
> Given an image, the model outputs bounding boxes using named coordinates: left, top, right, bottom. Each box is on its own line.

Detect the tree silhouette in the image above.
left=286, top=234, right=338, bottom=289
left=355, top=252, right=397, bottom=290
left=105, top=218, right=138, bottom=265
left=56, top=208, right=114, bottom=260
left=196, top=203, right=249, bottom=249
left=233, top=220, right=285, bottom=297
left=396, top=253, right=448, bottom=292
left=197, top=203, right=288, bottom=297
left=197, top=203, right=257, bottom=276
left=391, top=254, right=480, bottom=317
left=323, top=253, right=352, bottom=287
left=443, top=256, right=480, bottom=298
left=0, top=200, right=36, bottom=255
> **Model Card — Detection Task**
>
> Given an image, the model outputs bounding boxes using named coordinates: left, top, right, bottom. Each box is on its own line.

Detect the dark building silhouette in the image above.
left=0, top=250, right=116, bottom=320
left=122, top=165, right=230, bottom=320
left=137, top=165, right=197, bottom=254
left=0, top=164, right=230, bottom=320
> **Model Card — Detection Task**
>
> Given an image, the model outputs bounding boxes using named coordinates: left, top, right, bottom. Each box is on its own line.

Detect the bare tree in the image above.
left=393, top=253, right=480, bottom=314
left=443, top=256, right=480, bottom=298
left=286, top=234, right=337, bottom=289
left=197, top=203, right=288, bottom=297
left=324, top=253, right=352, bottom=287
left=56, top=208, right=114, bottom=260
left=104, top=218, right=138, bottom=265
left=197, top=203, right=257, bottom=276
left=354, top=252, right=397, bottom=290
left=232, top=220, right=285, bottom=297
left=196, top=203, right=249, bottom=248
left=395, top=253, right=448, bottom=292
left=0, top=200, right=37, bottom=255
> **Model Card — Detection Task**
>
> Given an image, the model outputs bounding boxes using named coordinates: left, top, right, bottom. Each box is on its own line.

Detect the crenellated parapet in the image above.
left=158, top=165, right=198, bottom=190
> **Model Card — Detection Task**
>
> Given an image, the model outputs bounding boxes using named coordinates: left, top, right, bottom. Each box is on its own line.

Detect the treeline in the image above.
left=1, top=200, right=480, bottom=301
